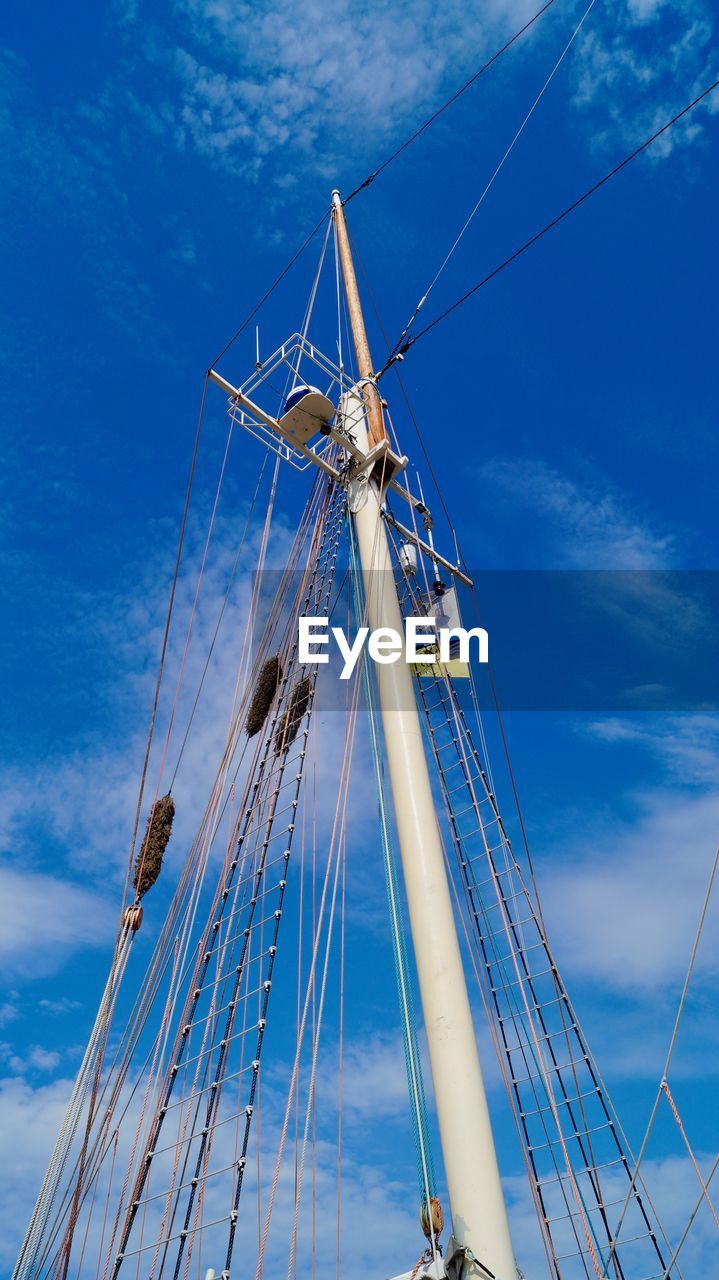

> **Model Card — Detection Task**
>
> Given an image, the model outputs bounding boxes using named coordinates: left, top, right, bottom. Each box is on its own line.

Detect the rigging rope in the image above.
left=284, top=730, right=355, bottom=1280
left=604, top=841, right=719, bottom=1274
left=347, top=519, right=439, bottom=1256
left=662, top=1150, right=719, bottom=1276
left=169, top=449, right=272, bottom=789
left=209, top=1, right=560, bottom=367
left=23, top=471, right=337, bottom=1280
left=118, top=376, right=208, bottom=925
left=12, top=930, right=134, bottom=1280
left=425, top=680, right=609, bottom=1276
left=660, top=1079, right=719, bottom=1234
left=102, top=477, right=346, bottom=1280
left=253, top=624, right=359, bottom=1277
left=389, top=526, right=674, bottom=1275
left=378, top=75, right=719, bottom=373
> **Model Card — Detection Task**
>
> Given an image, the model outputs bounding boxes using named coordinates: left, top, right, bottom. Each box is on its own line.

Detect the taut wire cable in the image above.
left=605, top=841, right=719, bottom=1271
left=390, top=0, right=599, bottom=360
left=378, top=75, right=719, bottom=373
left=344, top=0, right=560, bottom=201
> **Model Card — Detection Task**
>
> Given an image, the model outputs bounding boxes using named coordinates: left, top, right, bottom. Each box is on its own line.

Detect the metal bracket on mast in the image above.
left=207, top=361, right=409, bottom=493
left=385, top=1237, right=504, bottom=1280
left=382, top=510, right=473, bottom=589
left=444, top=1237, right=504, bottom=1280
left=208, top=366, right=341, bottom=480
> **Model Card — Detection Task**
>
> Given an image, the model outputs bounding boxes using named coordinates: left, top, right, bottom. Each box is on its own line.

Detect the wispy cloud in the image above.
left=103, top=0, right=719, bottom=187
left=170, top=0, right=496, bottom=170
left=109, top=0, right=552, bottom=180
left=0, top=1001, right=20, bottom=1030
left=571, top=0, right=717, bottom=158
left=0, top=1044, right=62, bottom=1075
left=585, top=712, right=719, bottom=783
left=481, top=455, right=675, bottom=566
left=38, top=996, right=83, bottom=1017
left=0, top=866, right=115, bottom=977
left=542, top=783, right=719, bottom=992
left=504, top=1151, right=719, bottom=1274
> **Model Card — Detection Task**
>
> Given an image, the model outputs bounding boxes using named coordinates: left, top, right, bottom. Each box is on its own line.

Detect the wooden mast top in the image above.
left=331, top=190, right=388, bottom=449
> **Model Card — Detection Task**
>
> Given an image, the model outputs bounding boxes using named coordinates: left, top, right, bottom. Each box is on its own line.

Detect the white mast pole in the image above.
left=331, top=189, right=516, bottom=1279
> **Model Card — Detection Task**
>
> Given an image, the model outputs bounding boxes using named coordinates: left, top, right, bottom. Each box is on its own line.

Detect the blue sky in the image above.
left=1, top=0, right=718, bottom=1275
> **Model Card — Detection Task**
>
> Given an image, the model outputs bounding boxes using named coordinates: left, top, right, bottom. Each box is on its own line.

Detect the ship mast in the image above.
left=331, top=189, right=516, bottom=1279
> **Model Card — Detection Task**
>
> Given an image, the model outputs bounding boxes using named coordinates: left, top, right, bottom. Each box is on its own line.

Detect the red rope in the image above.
left=662, top=1080, right=719, bottom=1233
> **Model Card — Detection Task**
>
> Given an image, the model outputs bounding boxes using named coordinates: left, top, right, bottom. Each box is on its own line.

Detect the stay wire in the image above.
left=168, top=449, right=271, bottom=790
left=343, top=0, right=559, bottom=202
left=605, top=841, right=719, bottom=1273
left=391, top=0, right=599, bottom=358
left=378, top=75, right=719, bottom=374
left=206, top=1, right=564, bottom=371
left=663, top=1151, right=719, bottom=1276
left=348, top=227, right=466, bottom=559
left=208, top=1, right=560, bottom=369
left=119, top=373, right=208, bottom=925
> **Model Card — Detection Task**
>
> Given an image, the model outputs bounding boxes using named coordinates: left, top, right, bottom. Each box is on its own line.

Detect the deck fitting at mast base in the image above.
left=388, top=1239, right=506, bottom=1280
left=444, top=1237, right=501, bottom=1280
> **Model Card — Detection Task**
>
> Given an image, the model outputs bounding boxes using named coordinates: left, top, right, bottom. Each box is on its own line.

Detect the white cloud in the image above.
left=0, top=1000, right=19, bottom=1029
left=481, top=455, right=675, bottom=566
left=116, top=0, right=546, bottom=179
left=39, top=996, right=83, bottom=1016
left=0, top=1074, right=77, bottom=1270
left=638, top=1151, right=719, bottom=1273
left=505, top=1151, right=719, bottom=1275
left=571, top=0, right=717, bottom=158
left=542, top=715, right=719, bottom=1076
left=542, top=784, right=719, bottom=992
left=98, top=0, right=718, bottom=188
left=0, top=1044, right=62, bottom=1075
left=0, top=865, right=115, bottom=977
left=326, top=1030, right=413, bottom=1121
left=586, top=712, right=719, bottom=784
left=627, top=0, right=668, bottom=20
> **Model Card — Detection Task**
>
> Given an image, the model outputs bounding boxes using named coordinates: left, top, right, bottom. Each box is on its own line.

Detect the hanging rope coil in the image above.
left=245, top=654, right=283, bottom=737
left=103, top=477, right=347, bottom=1280
left=132, top=794, right=175, bottom=901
